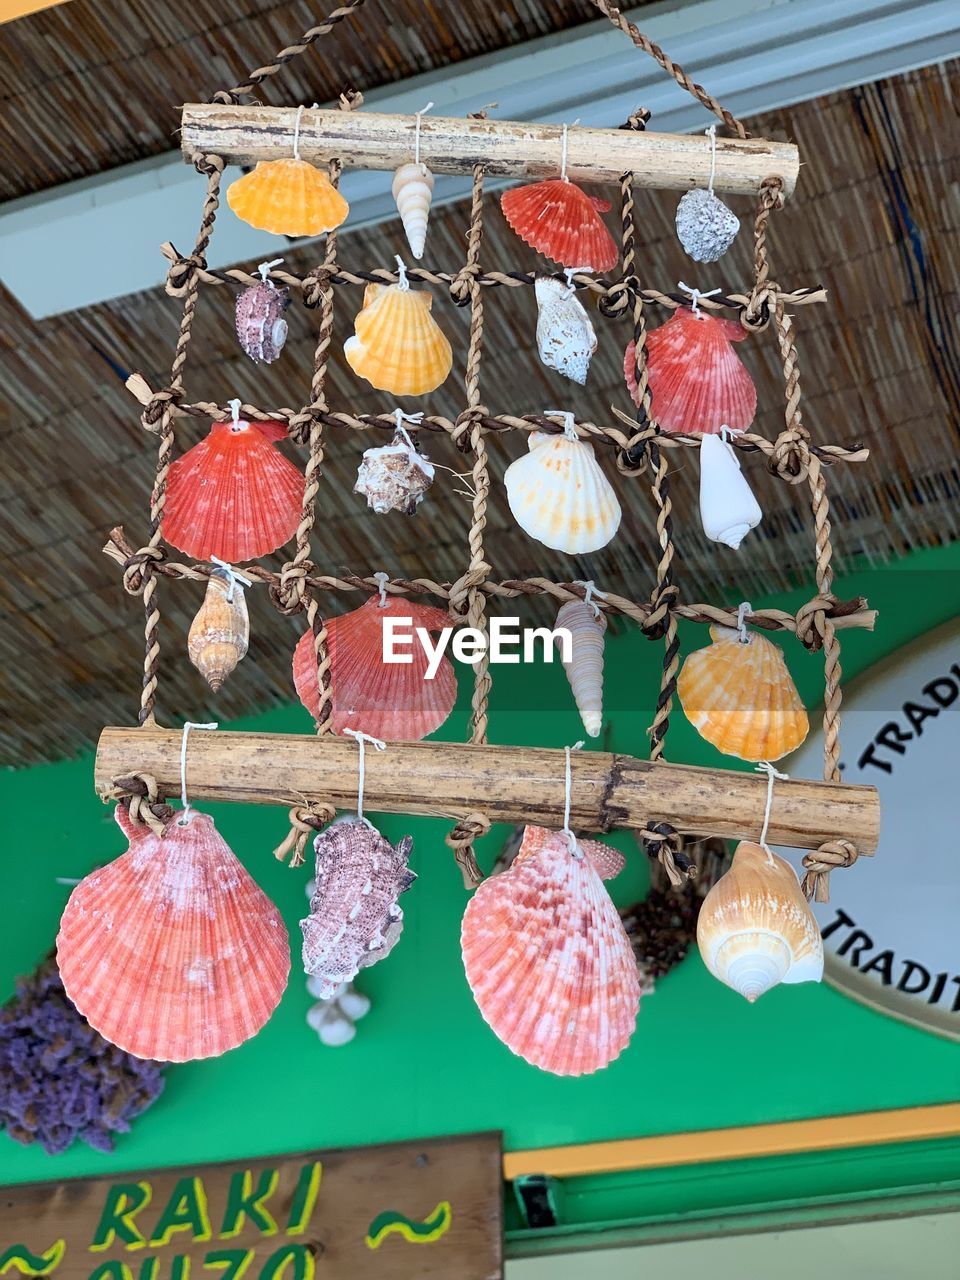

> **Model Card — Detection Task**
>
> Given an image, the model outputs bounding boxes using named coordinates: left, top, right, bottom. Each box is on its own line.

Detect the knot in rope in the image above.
left=642, top=583, right=680, bottom=639
left=141, top=385, right=184, bottom=431
left=288, top=403, right=324, bottom=444
left=447, top=563, right=491, bottom=617
left=759, top=174, right=787, bottom=212
left=639, top=823, right=692, bottom=888
left=449, top=261, right=481, bottom=308
left=108, top=773, right=173, bottom=837
left=740, top=284, right=777, bottom=333
left=191, top=152, right=225, bottom=179
left=795, top=594, right=839, bottom=652
left=598, top=275, right=637, bottom=319
left=612, top=415, right=657, bottom=475
left=768, top=427, right=812, bottom=483
left=165, top=252, right=208, bottom=298
left=452, top=406, right=488, bottom=453
left=273, top=801, right=337, bottom=867
left=801, top=839, right=859, bottom=902
left=122, top=545, right=165, bottom=596
left=272, top=563, right=311, bottom=615
left=445, top=813, right=490, bottom=889
left=301, top=265, right=335, bottom=309
left=619, top=106, right=652, bottom=131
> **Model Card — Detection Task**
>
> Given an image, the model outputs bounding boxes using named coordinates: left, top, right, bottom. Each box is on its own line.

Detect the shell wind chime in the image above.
left=555, top=598, right=606, bottom=738
left=344, top=263, right=453, bottom=396
left=187, top=566, right=250, bottom=690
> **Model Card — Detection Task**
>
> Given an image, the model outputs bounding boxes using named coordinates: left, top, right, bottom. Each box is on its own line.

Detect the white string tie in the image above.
left=678, top=280, right=722, bottom=319
left=562, top=742, right=585, bottom=855
left=559, top=118, right=580, bottom=182
left=736, top=600, right=753, bottom=643
left=210, top=556, right=253, bottom=603
left=563, top=265, right=590, bottom=294
left=393, top=408, right=424, bottom=452
left=178, top=721, right=218, bottom=823
left=227, top=397, right=243, bottom=427
left=545, top=409, right=578, bottom=441
left=343, top=728, right=387, bottom=826
left=258, top=257, right=284, bottom=285
left=578, top=580, right=605, bottom=619
left=414, top=101, right=434, bottom=169
left=373, top=571, right=390, bottom=608
left=755, top=761, right=788, bottom=864
left=395, top=254, right=410, bottom=291
left=705, top=124, right=718, bottom=195
left=293, top=104, right=305, bottom=161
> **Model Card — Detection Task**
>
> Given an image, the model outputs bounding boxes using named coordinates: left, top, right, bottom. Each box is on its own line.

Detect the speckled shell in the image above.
left=697, top=840, right=823, bottom=1001
left=226, top=158, right=349, bottom=236
left=392, top=162, right=434, bottom=259
left=57, top=807, right=290, bottom=1061
left=187, top=569, right=250, bottom=691
left=504, top=432, right=621, bottom=554
left=534, top=278, right=597, bottom=385
left=676, top=187, right=740, bottom=263
left=678, top=625, right=809, bottom=762
left=555, top=600, right=607, bottom=738
left=461, top=825, right=639, bottom=1076
left=235, top=281, right=290, bottom=363
left=501, top=179, right=619, bottom=271
left=300, top=816, right=416, bottom=998
left=344, top=283, right=453, bottom=395
left=354, top=430, right=435, bottom=515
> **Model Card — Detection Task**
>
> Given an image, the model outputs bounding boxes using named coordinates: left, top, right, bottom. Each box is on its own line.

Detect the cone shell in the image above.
left=534, top=277, right=597, bottom=385
left=392, top=162, right=434, bottom=259
left=555, top=600, right=606, bottom=737
left=354, top=431, right=435, bottom=515
left=226, top=158, right=349, bottom=236
left=698, top=432, right=762, bottom=550
left=57, top=808, right=290, bottom=1061
left=676, top=187, right=740, bottom=263
left=163, top=419, right=303, bottom=562
left=678, top=625, right=809, bottom=762
left=301, top=817, right=416, bottom=998
left=344, top=283, right=452, bottom=395
left=235, top=281, right=290, bottom=364
left=501, top=179, right=619, bottom=271
left=293, top=596, right=456, bottom=741
left=697, top=840, right=823, bottom=1001
left=461, top=825, right=639, bottom=1075
left=187, top=569, right=250, bottom=691
left=625, top=309, right=757, bottom=434
left=504, top=431, right=621, bottom=554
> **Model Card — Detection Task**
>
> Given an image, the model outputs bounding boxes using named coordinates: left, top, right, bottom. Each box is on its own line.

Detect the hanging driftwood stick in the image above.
left=180, top=105, right=800, bottom=196
left=95, top=727, right=879, bottom=853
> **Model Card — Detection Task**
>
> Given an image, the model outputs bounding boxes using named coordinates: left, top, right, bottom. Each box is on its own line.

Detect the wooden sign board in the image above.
left=0, top=1133, right=503, bottom=1280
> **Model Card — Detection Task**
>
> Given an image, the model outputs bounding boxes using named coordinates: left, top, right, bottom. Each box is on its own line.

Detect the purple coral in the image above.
left=0, top=956, right=164, bottom=1155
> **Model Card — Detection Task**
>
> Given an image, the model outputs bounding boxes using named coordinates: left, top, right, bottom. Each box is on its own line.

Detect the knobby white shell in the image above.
left=392, top=162, right=435, bottom=259
left=676, top=187, right=740, bottom=263
left=504, top=432, right=621, bottom=554
left=555, top=600, right=606, bottom=737
left=698, top=432, right=762, bottom=549
left=534, top=278, right=597, bottom=385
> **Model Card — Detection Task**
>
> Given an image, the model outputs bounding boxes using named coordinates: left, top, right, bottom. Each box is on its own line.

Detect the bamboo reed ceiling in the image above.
left=0, top=0, right=957, bottom=765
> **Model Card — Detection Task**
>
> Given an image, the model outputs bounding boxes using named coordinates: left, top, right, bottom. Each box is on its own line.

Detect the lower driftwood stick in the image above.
left=95, top=727, right=880, bottom=854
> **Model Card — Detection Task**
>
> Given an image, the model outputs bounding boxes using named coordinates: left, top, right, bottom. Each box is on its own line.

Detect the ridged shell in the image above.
left=555, top=600, right=606, bottom=737
left=293, top=596, right=457, bottom=741
left=501, top=179, right=619, bottom=271
left=677, top=625, right=809, bottom=762
left=235, top=281, right=290, bottom=363
left=344, top=283, right=453, bottom=395
left=163, top=419, right=303, bottom=562
left=354, top=430, right=435, bottom=515
left=698, top=433, right=762, bottom=549
left=187, top=569, right=250, bottom=691
left=226, top=158, right=349, bottom=236
left=515, top=824, right=625, bottom=881
left=534, top=278, right=597, bottom=385
left=504, top=432, right=621, bottom=554
left=461, top=825, right=639, bottom=1076
left=301, top=816, right=416, bottom=998
left=57, top=808, right=290, bottom=1062
left=675, top=188, right=740, bottom=263
left=697, top=840, right=823, bottom=1001
left=624, top=309, right=757, bottom=434
left=392, top=162, right=434, bottom=259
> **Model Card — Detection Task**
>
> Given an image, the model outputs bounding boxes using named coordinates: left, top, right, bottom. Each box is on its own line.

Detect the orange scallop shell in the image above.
left=344, top=282, right=453, bottom=396
left=461, top=825, right=640, bottom=1076
left=500, top=179, right=619, bottom=272
left=624, top=308, right=757, bottom=433
left=57, top=807, right=290, bottom=1062
left=293, top=595, right=457, bottom=741
left=163, top=419, right=303, bottom=562
left=226, top=158, right=349, bottom=236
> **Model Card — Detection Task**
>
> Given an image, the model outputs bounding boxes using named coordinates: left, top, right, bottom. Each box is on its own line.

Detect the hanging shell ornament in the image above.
left=504, top=426, right=621, bottom=554
left=392, top=162, right=434, bottom=259
left=698, top=432, right=762, bottom=549
left=534, top=277, right=597, bottom=385
left=677, top=625, right=809, bottom=762
left=227, top=158, right=348, bottom=237
left=354, top=429, right=435, bottom=515
left=555, top=600, right=606, bottom=738
left=187, top=568, right=250, bottom=691
left=301, top=816, right=416, bottom=998
left=501, top=180, right=618, bottom=271
left=57, top=806, right=290, bottom=1062
left=461, top=825, right=640, bottom=1076
left=344, top=277, right=453, bottom=396
left=697, top=840, right=823, bottom=1001
left=676, top=188, right=740, bottom=263
left=235, top=262, right=289, bottom=364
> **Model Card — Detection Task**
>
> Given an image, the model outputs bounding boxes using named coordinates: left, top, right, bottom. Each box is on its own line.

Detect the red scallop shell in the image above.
left=624, top=308, right=757, bottom=434
left=501, top=179, right=619, bottom=272
left=163, top=420, right=303, bottom=561
left=293, top=595, right=457, bottom=741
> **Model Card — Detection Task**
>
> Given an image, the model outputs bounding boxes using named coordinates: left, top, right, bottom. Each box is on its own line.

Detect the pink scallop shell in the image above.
left=57, top=807, right=290, bottom=1062
left=501, top=179, right=619, bottom=272
left=293, top=596, right=457, bottom=741
left=516, top=823, right=626, bottom=880
left=163, top=420, right=303, bottom=561
left=624, top=308, right=757, bottom=434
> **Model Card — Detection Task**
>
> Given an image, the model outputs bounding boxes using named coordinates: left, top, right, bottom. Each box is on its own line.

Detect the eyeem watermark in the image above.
left=383, top=616, right=572, bottom=680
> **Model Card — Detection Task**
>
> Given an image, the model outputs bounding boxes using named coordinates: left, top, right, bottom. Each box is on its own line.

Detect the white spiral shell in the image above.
left=534, top=278, right=597, bottom=385
left=555, top=600, right=606, bottom=737
left=698, top=432, right=762, bottom=549
left=392, top=162, right=435, bottom=259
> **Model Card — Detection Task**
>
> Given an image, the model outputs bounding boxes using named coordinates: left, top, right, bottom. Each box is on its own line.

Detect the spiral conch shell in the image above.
left=187, top=569, right=249, bottom=691
left=678, top=626, right=809, bottom=762
left=392, top=162, right=434, bottom=259
left=555, top=600, right=606, bottom=737
left=344, top=282, right=453, bottom=396
left=697, top=840, right=823, bottom=1001
left=534, top=278, right=597, bottom=385
left=504, top=429, right=621, bottom=554
left=226, top=158, right=348, bottom=237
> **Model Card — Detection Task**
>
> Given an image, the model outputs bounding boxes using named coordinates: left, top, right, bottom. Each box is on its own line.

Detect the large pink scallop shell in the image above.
left=624, top=308, right=757, bottom=434
left=516, top=823, right=626, bottom=881
left=461, top=825, right=640, bottom=1076
left=57, top=807, right=290, bottom=1062
left=163, top=419, right=303, bottom=561
left=293, top=596, right=457, bottom=741
left=501, top=179, right=619, bottom=272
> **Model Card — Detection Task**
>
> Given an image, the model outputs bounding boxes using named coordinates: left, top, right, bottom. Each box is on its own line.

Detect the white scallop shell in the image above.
left=676, top=188, right=740, bottom=263
left=504, top=432, right=621, bottom=554
left=392, top=162, right=435, bottom=259
left=534, top=278, right=597, bottom=385
left=555, top=600, right=606, bottom=737
left=698, top=432, right=762, bottom=549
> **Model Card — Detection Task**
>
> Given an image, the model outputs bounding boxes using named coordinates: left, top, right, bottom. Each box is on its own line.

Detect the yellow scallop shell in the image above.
left=226, top=158, right=349, bottom=236
left=344, top=283, right=453, bottom=395
left=677, top=625, right=809, bottom=761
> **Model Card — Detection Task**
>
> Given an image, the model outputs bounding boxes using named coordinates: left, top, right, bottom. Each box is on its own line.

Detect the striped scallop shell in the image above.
left=501, top=179, right=619, bottom=272
left=504, top=432, right=621, bottom=554
left=461, top=826, right=639, bottom=1076
left=226, top=158, right=349, bottom=236
left=344, top=283, right=452, bottom=396
left=677, top=625, right=809, bottom=762
left=57, top=807, right=290, bottom=1062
